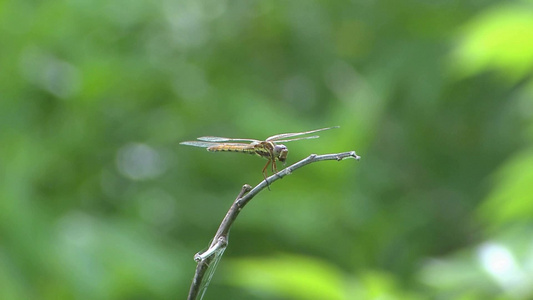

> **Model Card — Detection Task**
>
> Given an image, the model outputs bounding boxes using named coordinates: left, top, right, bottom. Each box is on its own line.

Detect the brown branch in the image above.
left=187, top=150, right=361, bottom=300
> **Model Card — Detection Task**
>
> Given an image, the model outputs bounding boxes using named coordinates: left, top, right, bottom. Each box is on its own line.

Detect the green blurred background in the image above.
left=2, top=0, right=533, bottom=299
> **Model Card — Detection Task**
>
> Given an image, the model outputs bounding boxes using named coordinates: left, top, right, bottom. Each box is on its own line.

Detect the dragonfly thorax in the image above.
left=273, top=144, right=288, bottom=163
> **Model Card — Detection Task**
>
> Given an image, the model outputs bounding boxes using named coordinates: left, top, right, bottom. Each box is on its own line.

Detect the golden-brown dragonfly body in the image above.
left=180, top=126, right=338, bottom=179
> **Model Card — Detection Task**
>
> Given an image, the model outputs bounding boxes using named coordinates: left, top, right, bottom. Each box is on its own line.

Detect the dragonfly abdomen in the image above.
left=207, top=145, right=255, bottom=153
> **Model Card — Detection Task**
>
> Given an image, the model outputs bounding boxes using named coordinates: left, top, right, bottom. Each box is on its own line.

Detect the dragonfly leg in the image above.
left=262, top=159, right=272, bottom=190
left=262, top=159, right=270, bottom=180
left=272, top=160, right=278, bottom=173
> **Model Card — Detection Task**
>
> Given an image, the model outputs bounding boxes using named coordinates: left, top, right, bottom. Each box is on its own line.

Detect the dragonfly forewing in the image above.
left=197, top=136, right=260, bottom=143
left=180, top=141, right=222, bottom=148
left=266, top=126, right=339, bottom=141
left=273, top=135, right=321, bottom=143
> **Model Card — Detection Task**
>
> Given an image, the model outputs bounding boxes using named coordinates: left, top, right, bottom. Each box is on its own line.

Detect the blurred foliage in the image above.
left=1, top=0, right=533, bottom=299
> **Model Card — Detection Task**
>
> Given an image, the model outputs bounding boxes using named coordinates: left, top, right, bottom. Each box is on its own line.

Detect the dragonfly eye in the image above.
left=274, top=145, right=288, bottom=162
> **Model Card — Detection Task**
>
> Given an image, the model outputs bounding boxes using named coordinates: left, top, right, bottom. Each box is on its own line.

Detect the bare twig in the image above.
left=187, top=150, right=360, bottom=300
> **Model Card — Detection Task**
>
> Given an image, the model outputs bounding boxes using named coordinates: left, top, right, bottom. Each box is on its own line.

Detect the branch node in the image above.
left=350, top=151, right=361, bottom=160
left=337, top=151, right=361, bottom=161
left=194, top=236, right=228, bottom=262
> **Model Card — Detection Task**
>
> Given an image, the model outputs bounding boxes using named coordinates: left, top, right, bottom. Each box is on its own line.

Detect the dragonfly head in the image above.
left=274, top=144, right=288, bottom=163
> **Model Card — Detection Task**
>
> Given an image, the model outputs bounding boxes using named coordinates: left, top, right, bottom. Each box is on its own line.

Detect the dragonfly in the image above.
left=180, top=126, right=339, bottom=179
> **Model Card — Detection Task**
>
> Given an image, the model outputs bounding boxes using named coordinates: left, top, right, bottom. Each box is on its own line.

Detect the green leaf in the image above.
left=479, top=149, right=533, bottom=227
left=451, top=4, right=533, bottom=81
left=226, top=255, right=346, bottom=300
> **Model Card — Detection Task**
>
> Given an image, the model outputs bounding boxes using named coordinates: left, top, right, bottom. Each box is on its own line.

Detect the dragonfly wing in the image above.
left=197, top=136, right=260, bottom=143
left=266, top=126, right=339, bottom=141
left=198, top=244, right=226, bottom=300
left=273, top=135, right=321, bottom=143
left=180, top=141, right=221, bottom=148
